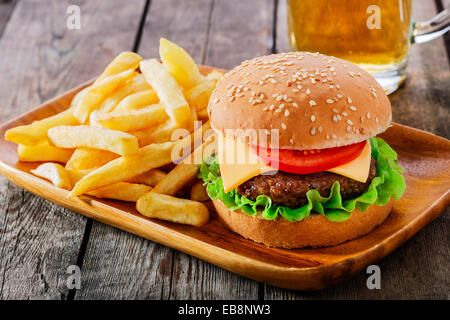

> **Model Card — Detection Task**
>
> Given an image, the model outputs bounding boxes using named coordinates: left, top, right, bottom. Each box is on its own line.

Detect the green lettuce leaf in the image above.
left=199, top=137, right=406, bottom=222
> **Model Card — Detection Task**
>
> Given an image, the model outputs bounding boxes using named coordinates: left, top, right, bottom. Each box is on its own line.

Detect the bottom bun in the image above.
left=213, top=199, right=393, bottom=249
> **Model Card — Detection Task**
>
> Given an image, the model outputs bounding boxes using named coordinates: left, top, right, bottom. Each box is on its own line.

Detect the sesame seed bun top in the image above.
left=207, top=52, right=392, bottom=150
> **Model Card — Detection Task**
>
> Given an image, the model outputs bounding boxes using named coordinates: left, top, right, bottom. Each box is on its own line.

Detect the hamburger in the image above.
left=200, top=52, right=406, bottom=249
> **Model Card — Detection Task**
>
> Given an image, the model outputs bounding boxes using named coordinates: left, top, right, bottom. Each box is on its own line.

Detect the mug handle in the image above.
left=412, top=8, right=450, bottom=44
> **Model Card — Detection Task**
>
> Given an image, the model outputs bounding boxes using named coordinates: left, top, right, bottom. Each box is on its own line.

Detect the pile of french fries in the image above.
left=5, top=38, right=221, bottom=227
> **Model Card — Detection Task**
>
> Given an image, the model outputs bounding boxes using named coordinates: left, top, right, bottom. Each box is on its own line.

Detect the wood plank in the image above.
left=170, top=0, right=274, bottom=299
left=75, top=0, right=277, bottom=300
left=0, top=0, right=146, bottom=299
left=0, top=0, right=18, bottom=37
left=267, top=0, right=449, bottom=299
left=73, top=223, right=174, bottom=299
left=204, top=0, right=275, bottom=69
left=74, top=0, right=215, bottom=300
left=389, top=1, right=450, bottom=139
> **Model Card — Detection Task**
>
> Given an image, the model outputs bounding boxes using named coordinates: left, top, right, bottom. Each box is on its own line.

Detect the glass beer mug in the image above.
left=287, top=0, right=450, bottom=94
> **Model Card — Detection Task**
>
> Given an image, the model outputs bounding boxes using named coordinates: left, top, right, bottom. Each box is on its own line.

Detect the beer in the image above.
left=287, top=0, right=412, bottom=74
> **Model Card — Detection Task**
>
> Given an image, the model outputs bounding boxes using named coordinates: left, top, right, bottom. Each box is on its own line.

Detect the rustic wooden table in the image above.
left=0, top=0, right=448, bottom=300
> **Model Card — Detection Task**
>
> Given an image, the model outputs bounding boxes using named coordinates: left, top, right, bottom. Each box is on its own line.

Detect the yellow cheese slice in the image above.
left=218, top=134, right=273, bottom=192
left=218, top=135, right=372, bottom=192
left=327, top=140, right=371, bottom=183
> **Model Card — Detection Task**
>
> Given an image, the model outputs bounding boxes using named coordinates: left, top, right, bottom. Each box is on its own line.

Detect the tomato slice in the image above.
left=250, top=141, right=366, bottom=174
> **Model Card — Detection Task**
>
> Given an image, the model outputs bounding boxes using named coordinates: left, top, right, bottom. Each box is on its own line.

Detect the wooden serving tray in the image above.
left=0, top=66, right=449, bottom=290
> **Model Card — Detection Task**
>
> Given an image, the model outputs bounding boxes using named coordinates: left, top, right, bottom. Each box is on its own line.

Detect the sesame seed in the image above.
left=337, top=94, right=343, bottom=99
left=311, top=115, right=316, bottom=122
left=269, top=105, right=275, bottom=110
left=311, top=127, right=316, bottom=135
left=318, top=126, right=323, bottom=133
left=332, top=134, right=337, bottom=139
left=281, top=123, right=287, bottom=129
left=367, top=112, right=371, bottom=119
left=347, top=97, right=352, bottom=103
left=350, top=106, right=357, bottom=111
left=347, top=119, right=353, bottom=125
left=309, top=100, right=317, bottom=106
left=284, top=109, right=290, bottom=117
left=346, top=126, right=352, bottom=132
left=293, top=102, right=298, bottom=107
left=306, top=89, right=311, bottom=95
left=289, top=138, right=294, bottom=144
left=326, top=99, right=334, bottom=104
left=333, top=108, right=339, bottom=113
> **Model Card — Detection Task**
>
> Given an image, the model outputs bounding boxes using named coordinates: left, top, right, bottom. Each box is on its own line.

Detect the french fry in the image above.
left=48, top=125, right=139, bottom=156
left=190, top=181, right=209, bottom=202
left=128, top=169, right=167, bottom=186
left=151, top=163, right=199, bottom=195
left=70, top=86, right=91, bottom=109
left=30, top=163, right=72, bottom=190
left=181, top=133, right=217, bottom=168
left=136, top=192, right=209, bottom=227
left=87, top=182, right=152, bottom=202
left=96, top=52, right=142, bottom=83
left=73, top=69, right=136, bottom=123
left=95, top=73, right=152, bottom=114
left=17, top=142, right=74, bottom=163
left=206, top=70, right=224, bottom=84
left=66, top=168, right=93, bottom=185
left=5, top=109, right=78, bottom=146
left=159, top=38, right=206, bottom=89
left=65, top=147, right=118, bottom=170
left=129, top=120, right=179, bottom=146
left=197, top=108, right=209, bottom=122
left=189, top=101, right=198, bottom=124
left=68, top=141, right=175, bottom=197
left=92, top=103, right=168, bottom=132
left=113, top=89, right=159, bottom=112
left=172, top=121, right=214, bottom=164
left=185, top=80, right=216, bottom=112
left=140, top=59, right=192, bottom=129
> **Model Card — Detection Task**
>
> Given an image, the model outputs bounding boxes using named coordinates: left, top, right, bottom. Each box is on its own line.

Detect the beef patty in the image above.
left=236, top=157, right=377, bottom=208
